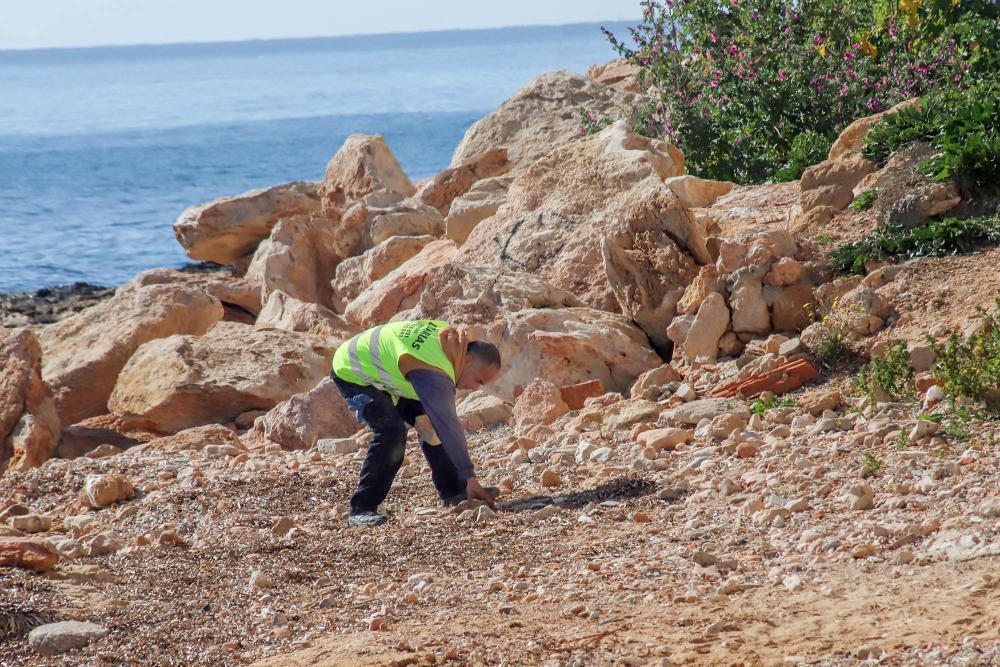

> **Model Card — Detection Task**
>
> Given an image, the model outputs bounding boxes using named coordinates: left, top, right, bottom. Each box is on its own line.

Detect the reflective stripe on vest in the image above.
left=347, top=325, right=394, bottom=393
left=333, top=320, right=456, bottom=402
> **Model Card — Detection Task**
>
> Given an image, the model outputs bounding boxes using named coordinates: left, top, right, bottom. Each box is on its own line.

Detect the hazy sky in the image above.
left=0, top=0, right=641, bottom=50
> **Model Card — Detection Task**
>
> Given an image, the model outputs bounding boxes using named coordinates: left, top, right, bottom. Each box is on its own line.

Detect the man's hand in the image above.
left=466, top=477, right=497, bottom=511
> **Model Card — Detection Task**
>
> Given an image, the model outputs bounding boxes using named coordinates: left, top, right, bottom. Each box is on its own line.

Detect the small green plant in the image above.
left=850, top=189, right=879, bottom=211
left=894, top=430, right=912, bottom=450
left=806, top=297, right=865, bottom=368
left=863, top=81, right=1000, bottom=197
left=855, top=342, right=916, bottom=406
left=814, top=233, right=835, bottom=246
left=862, top=452, right=885, bottom=476
left=750, top=396, right=796, bottom=416
left=930, top=297, right=1000, bottom=407
left=831, top=214, right=1000, bottom=274
left=578, top=108, right=614, bottom=136
left=944, top=416, right=971, bottom=441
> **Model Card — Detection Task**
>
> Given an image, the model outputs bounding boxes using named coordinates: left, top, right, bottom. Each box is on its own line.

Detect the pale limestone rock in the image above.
left=458, top=391, right=513, bottom=432
left=451, top=70, right=640, bottom=170
left=344, top=240, right=459, bottom=327
left=245, top=377, right=357, bottom=451
left=445, top=177, right=510, bottom=245
left=684, top=292, right=729, bottom=362
left=1, top=328, right=59, bottom=475
left=320, top=134, right=414, bottom=210
left=256, top=290, right=359, bottom=343
left=460, top=120, right=694, bottom=316
left=586, top=59, right=641, bottom=92
left=664, top=175, right=734, bottom=208
left=174, top=181, right=321, bottom=265
left=512, top=379, right=570, bottom=431
left=244, top=214, right=341, bottom=307
left=40, top=281, right=223, bottom=425
left=108, top=322, right=334, bottom=433
left=728, top=267, right=771, bottom=334
left=828, top=98, right=920, bottom=160
left=415, top=147, right=510, bottom=215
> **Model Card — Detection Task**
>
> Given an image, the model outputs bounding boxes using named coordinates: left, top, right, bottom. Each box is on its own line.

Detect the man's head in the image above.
left=457, top=340, right=501, bottom=390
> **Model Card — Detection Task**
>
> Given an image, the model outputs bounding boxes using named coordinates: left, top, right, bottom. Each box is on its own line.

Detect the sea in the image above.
left=0, top=22, right=631, bottom=292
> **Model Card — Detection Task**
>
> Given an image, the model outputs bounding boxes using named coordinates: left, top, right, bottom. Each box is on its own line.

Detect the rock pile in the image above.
left=2, top=62, right=997, bottom=665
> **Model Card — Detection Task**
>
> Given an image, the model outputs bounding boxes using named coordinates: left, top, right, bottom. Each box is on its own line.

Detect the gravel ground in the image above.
left=2, top=395, right=998, bottom=666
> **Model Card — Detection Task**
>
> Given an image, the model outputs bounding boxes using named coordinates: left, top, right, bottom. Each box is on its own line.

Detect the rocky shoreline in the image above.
left=2, top=61, right=999, bottom=665
left=1, top=263, right=232, bottom=328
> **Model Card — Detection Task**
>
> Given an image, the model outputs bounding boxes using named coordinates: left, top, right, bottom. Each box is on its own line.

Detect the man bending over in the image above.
left=330, top=319, right=501, bottom=527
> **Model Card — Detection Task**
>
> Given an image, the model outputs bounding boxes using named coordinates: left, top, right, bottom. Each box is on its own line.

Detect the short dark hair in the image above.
left=467, top=340, right=501, bottom=368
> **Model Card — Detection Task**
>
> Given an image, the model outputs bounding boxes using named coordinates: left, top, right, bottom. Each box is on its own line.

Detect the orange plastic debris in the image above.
left=712, top=358, right=818, bottom=399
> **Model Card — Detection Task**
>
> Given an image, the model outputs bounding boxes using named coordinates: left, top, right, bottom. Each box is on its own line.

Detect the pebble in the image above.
left=11, top=514, right=51, bottom=533
left=692, top=550, right=718, bottom=567
left=248, top=571, right=273, bottom=590
left=28, top=621, right=108, bottom=656
left=540, top=469, right=561, bottom=487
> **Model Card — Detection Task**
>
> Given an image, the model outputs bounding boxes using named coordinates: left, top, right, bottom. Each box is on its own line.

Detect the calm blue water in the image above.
left=0, top=23, right=629, bottom=292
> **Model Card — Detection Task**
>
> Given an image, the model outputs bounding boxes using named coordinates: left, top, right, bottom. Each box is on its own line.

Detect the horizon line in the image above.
left=0, top=19, right=638, bottom=55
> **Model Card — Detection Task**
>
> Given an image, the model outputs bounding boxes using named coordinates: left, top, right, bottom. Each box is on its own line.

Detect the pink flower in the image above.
left=710, top=32, right=718, bottom=44
left=710, top=81, right=719, bottom=88
left=779, top=70, right=788, bottom=80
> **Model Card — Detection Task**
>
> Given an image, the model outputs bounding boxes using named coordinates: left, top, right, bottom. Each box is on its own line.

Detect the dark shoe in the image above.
left=441, top=486, right=501, bottom=507
left=348, top=511, right=388, bottom=527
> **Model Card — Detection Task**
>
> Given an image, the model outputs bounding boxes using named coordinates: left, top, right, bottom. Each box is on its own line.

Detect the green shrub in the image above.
left=831, top=214, right=1000, bottom=274
left=604, top=0, right=999, bottom=184
left=772, top=131, right=833, bottom=183
left=930, top=297, right=1000, bottom=407
left=855, top=342, right=915, bottom=405
left=862, top=81, right=1000, bottom=196
left=850, top=189, right=880, bottom=211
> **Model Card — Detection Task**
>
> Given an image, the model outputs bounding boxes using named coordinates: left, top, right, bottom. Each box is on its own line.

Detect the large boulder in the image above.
left=40, top=281, right=224, bottom=425
left=108, top=322, right=334, bottom=433
left=445, top=177, right=511, bottom=245
left=320, top=134, right=415, bottom=211
left=390, top=262, right=659, bottom=400
left=369, top=203, right=443, bottom=247
left=173, top=181, right=321, bottom=265
left=415, top=147, right=510, bottom=215
left=586, top=59, right=642, bottom=92
left=450, top=70, right=640, bottom=170
left=864, top=143, right=961, bottom=227
left=131, top=268, right=263, bottom=318
left=331, top=235, right=436, bottom=310
left=1, top=329, right=60, bottom=475
left=683, top=292, right=730, bottom=361
left=244, top=214, right=341, bottom=307
left=256, top=290, right=360, bottom=343
left=601, top=223, right=698, bottom=354
left=245, top=378, right=357, bottom=450
left=828, top=98, right=920, bottom=161
left=800, top=153, right=875, bottom=192
left=344, top=240, right=459, bottom=327
left=459, top=121, right=694, bottom=315
left=728, top=266, right=772, bottom=335
left=698, top=182, right=800, bottom=237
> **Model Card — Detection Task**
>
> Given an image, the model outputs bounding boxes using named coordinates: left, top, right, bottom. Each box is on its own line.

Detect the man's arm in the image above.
left=405, top=369, right=476, bottom=480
